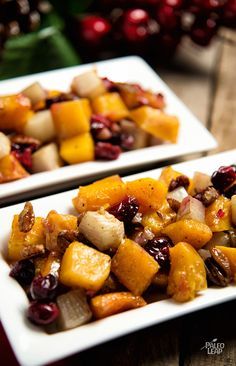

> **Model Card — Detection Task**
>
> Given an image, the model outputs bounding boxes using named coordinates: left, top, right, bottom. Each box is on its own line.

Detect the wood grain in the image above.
left=210, top=29, right=236, bottom=152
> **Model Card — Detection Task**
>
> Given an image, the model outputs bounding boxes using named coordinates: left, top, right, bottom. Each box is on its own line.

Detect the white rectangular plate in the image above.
left=0, top=149, right=235, bottom=366
left=0, top=56, right=217, bottom=204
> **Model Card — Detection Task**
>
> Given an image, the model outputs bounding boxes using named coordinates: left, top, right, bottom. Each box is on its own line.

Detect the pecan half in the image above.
left=194, top=186, right=219, bottom=207
left=204, top=247, right=232, bottom=287
left=18, top=202, right=35, bottom=233
left=168, top=175, right=190, bottom=192
left=57, top=230, right=80, bottom=253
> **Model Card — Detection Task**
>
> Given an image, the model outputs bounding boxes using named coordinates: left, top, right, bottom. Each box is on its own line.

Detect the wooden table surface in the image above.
left=0, top=29, right=235, bottom=366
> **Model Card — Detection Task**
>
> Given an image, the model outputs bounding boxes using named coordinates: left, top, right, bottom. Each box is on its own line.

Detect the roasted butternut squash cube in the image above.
left=168, top=242, right=207, bottom=302
left=73, top=175, right=126, bottom=213
left=111, top=239, right=159, bottom=295
left=130, top=106, right=179, bottom=143
left=92, top=92, right=129, bottom=121
left=51, top=99, right=91, bottom=139
left=8, top=215, right=45, bottom=261
left=159, top=166, right=183, bottom=187
left=60, top=132, right=94, bottom=164
left=44, top=210, right=78, bottom=252
left=162, top=219, right=212, bottom=249
left=90, top=292, right=146, bottom=319
left=205, top=196, right=232, bottom=232
left=216, top=246, right=236, bottom=281
left=126, top=178, right=167, bottom=213
left=41, top=252, right=61, bottom=277
left=142, top=200, right=176, bottom=234
left=0, top=154, right=29, bottom=183
left=59, top=241, right=111, bottom=291
left=0, top=94, right=32, bottom=132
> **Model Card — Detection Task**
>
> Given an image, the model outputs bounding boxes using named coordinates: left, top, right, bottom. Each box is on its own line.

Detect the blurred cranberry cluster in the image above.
left=76, top=0, right=236, bottom=61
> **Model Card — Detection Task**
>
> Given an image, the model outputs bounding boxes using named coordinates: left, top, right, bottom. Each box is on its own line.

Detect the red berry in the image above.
left=30, top=274, right=58, bottom=301
left=27, top=301, right=59, bottom=325
left=80, top=15, right=111, bottom=43
left=10, top=259, right=35, bottom=286
left=124, top=9, right=150, bottom=24
left=122, top=22, right=149, bottom=42
left=211, top=165, right=236, bottom=192
left=190, top=17, right=218, bottom=46
left=163, top=0, right=183, bottom=9
left=95, top=142, right=121, bottom=160
left=145, top=236, right=173, bottom=270
left=203, top=0, right=226, bottom=11
left=108, top=196, right=139, bottom=222
left=156, top=5, right=180, bottom=30
left=222, top=0, right=236, bottom=27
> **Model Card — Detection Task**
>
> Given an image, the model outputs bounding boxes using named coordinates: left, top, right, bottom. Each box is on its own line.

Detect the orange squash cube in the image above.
left=205, top=196, right=232, bottom=232
left=0, top=94, right=32, bottom=132
left=130, top=106, right=179, bottom=143
left=59, top=241, right=111, bottom=291
left=8, top=215, right=45, bottom=261
left=60, top=132, right=94, bottom=164
left=73, top=175, right=127, bottom=213
left=162, top=219, right=212, bottom=249
left=159, top=166, right=183, bottom=187
left=216, top=246, right=236, bottom=281
left=126, top=178, right=167, bottom=213
left=168, top=242, right=207, bottom=302
left=142, top=199, right=176, bottom=234
left=44, top=210, right=78, bottom=252
left=51, top=99, right=91, bottom=139
left=0, top=154, right=29, bottom=183
left=111, top=239, right=159, bottom=295
left=92, top=92, right=129, bottom=121
left=90, top=292, right=146, bottom=319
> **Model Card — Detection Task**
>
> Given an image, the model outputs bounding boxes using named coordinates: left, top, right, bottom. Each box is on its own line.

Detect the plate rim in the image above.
left=0, top=56, right=217, bottom=203
left=1, top=149, right=236, bottom=366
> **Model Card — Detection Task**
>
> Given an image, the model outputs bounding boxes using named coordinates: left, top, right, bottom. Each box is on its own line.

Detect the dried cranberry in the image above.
left=108, top=196, right=139, bottom=223
left=11, top=148, right=32, bottom=170
left=225, top=183, right=236, bottom=199
left=95, top=142, right=121, bottom=160
left=102, top=77, right=119, bottom=92
left=91, top=114, right=112, bottom=128
left=145, top=236, right=173, bottom=270
left=211, top=166, right=236, bottom=192
left=30, top=274, right=58, bottom=300
left=10, top=259, right=35, bottom=286
left=27, top=301, right=59, bottom=325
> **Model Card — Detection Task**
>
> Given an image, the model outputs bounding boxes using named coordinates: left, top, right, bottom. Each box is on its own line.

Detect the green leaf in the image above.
left=0, top=27, right=80, bottom=80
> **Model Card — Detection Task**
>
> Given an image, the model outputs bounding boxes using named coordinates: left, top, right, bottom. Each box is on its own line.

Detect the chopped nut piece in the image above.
left=18, top=202, right=35, bottom=233
left=194, top=186, right=219, bottom=207
left=57, top=230, right=80, bottom=254
left=168, top=175, right=190, bottom=192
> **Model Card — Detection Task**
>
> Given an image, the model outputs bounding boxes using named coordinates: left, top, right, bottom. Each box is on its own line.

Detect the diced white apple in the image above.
left=119, top=119, right=148, bottom=149
left=167, top=186, right=188, bottom=204
left=231, top=195, right=236, bottom=226
left=79, top=210, right=125, bottom=251
left=192, top=171, right=211, bottom=193
left=22, top=82, right=46, bottom=105
left=0, top=132, right=11, bottom=159
left=71, top=70, right=106, bottom=99
left=177, top=196, right=205, bottom=223
left=32, top=143, right=62, bottom=173
left=24, top=110, right=56, bottom=143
